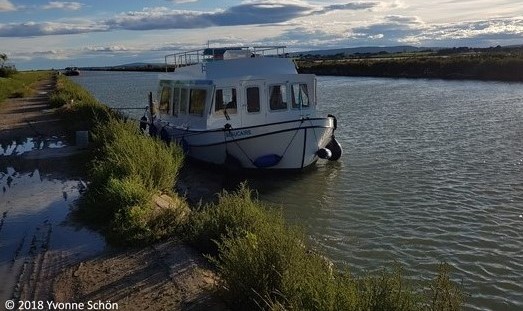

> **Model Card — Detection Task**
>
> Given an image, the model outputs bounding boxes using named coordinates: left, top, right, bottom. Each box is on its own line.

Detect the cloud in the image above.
left=0, top=0, right=15, bottom=11
left=1, top=1, right=380, bottom=37
left=84, top=45, right=130, bottom=52
left=349, top=15, right=426, bottom=44
left=345, top=15, right=523, bottom=46
left=417, top=17, right=523, bottom=46
left=315, top=2, right=380, bottom=14
left=106, top=7, right=213, bottom=30
left=105, top=1, right=379, bottom=31
left=42, top=2, right=84, bottom=11
left=0, top=21, right=107, bottom=37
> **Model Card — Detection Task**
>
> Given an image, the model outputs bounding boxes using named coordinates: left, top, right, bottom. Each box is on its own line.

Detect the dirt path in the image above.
left=1, top=77, right=228, bottom=311
left=0, top=78, right=67, bottom=142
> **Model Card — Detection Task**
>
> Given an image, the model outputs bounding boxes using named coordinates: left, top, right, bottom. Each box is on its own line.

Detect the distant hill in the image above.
left=289, top=46, right=430, bottom=57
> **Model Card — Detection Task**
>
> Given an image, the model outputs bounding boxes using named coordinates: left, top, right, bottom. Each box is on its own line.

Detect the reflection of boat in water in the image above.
left=145, top=45, right=342, bottom=170
left=63, top=67, right=80, bottom=76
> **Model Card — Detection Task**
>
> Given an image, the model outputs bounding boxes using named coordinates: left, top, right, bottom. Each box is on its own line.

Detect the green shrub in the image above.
left=0, top=66, right=17, bottom=78
left=79, top=118, right=186, bottom=244
left=90, top=119, right=184, bottom=192
left=186, top=183, right=277, bottom=255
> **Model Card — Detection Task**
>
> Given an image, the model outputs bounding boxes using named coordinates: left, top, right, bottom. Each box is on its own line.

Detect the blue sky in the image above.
left=1, top=0, right=522, bottom=69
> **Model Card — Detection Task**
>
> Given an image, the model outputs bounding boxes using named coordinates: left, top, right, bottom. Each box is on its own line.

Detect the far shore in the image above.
left=70, top=49, right=523, bottom=83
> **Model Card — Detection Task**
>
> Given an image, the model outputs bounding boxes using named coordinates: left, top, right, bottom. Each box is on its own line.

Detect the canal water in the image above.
left=73, top=71, right=523, bottom=311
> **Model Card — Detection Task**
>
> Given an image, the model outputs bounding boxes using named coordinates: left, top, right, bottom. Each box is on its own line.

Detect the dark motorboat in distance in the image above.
left=64, top=67, right=80, bottom=76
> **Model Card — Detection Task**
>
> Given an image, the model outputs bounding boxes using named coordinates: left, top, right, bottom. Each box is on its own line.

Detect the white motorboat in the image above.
left=144, top=46, right=342, bottom=170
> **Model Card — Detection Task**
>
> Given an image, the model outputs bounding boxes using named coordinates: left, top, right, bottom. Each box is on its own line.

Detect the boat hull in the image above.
left=152, top=118, right=335, bottom=169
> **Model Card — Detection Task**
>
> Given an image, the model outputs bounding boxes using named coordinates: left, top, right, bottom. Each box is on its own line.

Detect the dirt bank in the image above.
left=0, top=77, right=227, bottom=311
left=52, top=241, right=225, bottom=310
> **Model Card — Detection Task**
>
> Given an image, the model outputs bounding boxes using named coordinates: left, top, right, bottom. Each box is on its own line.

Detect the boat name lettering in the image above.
left=226, top=129, right=252, bottom=138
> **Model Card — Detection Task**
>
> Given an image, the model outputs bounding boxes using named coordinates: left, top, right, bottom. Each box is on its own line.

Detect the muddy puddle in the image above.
left=0, top=138, right=106, bottom=303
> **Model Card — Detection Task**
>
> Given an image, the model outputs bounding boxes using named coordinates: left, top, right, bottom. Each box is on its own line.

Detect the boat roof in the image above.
left=162, top=57, right=298, bottom=81
left=161, top=45, right=299, bottom=81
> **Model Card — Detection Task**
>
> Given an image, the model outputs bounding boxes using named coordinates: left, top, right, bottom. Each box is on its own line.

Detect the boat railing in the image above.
left=164, top=45, right=287, bottom=72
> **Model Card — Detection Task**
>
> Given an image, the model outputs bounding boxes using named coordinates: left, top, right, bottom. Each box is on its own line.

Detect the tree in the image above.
left=0, top=53, right=17, bottom=77
left=0, top=53, right=7, bottom=67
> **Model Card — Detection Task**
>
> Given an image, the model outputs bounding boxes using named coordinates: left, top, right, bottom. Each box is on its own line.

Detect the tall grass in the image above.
left=0, top=71, right=52, bottom=104
left=187, top=185, right=464, bottom=311
left=80, top=119, right=186, bottom=244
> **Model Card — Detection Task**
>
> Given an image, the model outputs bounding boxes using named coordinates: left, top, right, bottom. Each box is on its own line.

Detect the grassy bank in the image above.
left=55, top=76, right=464, bottom=309
left=0, top=71, right=52, bottom=105
left=297, top=54, right=523, bottom=82
left=49, top=75, right=187, bottom=244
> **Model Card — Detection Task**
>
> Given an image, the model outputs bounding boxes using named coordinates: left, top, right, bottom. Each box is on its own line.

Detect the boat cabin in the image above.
left=155, top=54, right=317, bottom=130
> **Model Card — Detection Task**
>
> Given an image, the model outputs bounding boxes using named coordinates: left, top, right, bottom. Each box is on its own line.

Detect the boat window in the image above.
left=159, top=86, right=171, bottom=114
left=180, top=88, right=188, bottom=114
left=215, top=88, right=237, bottom=114
left=189, top=89, right=207, bottom=116
left=291, top=83, right=310, bottom=109
left=269, top=84, right=287, bottom=111
left=172, top=87, right=180, bottom=116
left=246, top=87, right=260, bottom=113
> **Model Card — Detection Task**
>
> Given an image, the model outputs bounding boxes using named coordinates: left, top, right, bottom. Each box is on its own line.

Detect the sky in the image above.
left=1, top=0, right=522, bottom=70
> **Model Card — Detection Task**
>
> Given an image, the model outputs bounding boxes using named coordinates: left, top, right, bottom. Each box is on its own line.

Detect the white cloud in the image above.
left=42, top=1, right=84, bottom=11
left=84, top=45, right=130, bottom=52
left=0, top=0, right=15, bottom=11
left=0, top=21, right=107, bottom=37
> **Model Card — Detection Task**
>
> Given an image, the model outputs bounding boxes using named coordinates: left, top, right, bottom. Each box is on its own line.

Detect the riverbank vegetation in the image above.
left=53, top=76, right=464, bottom=310
left=187, top=185, right=463, bottom=310
left=80, top=119, right=187, bottom=244
left=297, top=46, right=523, bottom=82
left=0, top=71, right=51, bottom=104
left=49, top=74, right=187, bottom=244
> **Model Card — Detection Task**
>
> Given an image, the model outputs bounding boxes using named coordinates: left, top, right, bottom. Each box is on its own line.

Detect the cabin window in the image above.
left=159, top=86, right=171, bottom=114
left=291, top=83, right=310, bottom=109
left=269, top=84, right=287, bottom=111
left=246, top=87, right=260, bottom=113
left=189, top=89, right=207, bottom=116
left=172, top=87, right=180, bottom=116
left=180, top=88, right=188, bottom=114
left=215, top=88, right=237, bottom=114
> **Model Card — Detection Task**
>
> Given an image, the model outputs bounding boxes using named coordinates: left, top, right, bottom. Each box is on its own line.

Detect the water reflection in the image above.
left=0, top=152, right=105, bottom=302
left=0, top=137, right=67, bottom=156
